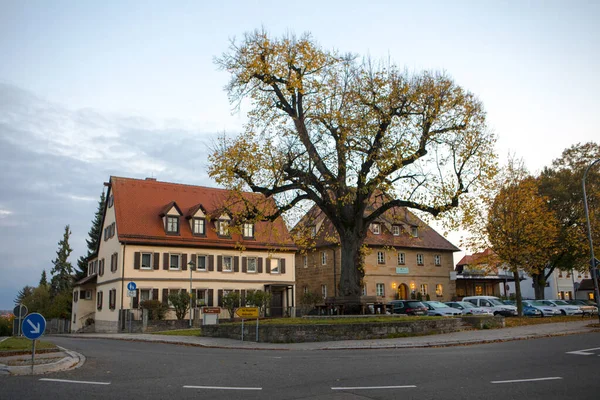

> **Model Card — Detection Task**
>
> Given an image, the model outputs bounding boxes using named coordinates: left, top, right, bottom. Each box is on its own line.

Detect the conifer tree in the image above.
left=75, top=191, right=105, bottom=281
left=50, top=225, right=73, bottom=296
left=39, top=270, right=48, bottom=287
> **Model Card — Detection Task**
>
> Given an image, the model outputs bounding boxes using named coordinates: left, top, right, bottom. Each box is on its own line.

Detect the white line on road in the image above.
left=39, top=378, right=111, bottom=385
left=332, top=385, right=417, bottom=390
left=183, top=386, right=262, bottom=390
left=566, top=347, right=600, bottom=356
left=491, top=377, right=562, bottom=384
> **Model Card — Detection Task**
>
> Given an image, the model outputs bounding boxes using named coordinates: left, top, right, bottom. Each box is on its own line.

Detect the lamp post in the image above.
left=188, top=259, right=195, bottom=327
left=582, top=158, right=600, bottom=323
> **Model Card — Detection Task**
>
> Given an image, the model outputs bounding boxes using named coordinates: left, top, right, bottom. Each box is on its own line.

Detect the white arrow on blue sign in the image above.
left=127, top=282, right=137, bottom=291
left=22, top=313, right=46, bottom=340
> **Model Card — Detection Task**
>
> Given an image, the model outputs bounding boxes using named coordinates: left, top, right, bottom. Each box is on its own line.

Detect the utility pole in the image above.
left=582, top=158, right=600, bottom=324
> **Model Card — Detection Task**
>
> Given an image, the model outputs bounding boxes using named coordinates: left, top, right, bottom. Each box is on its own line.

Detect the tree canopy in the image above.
left=211, top=30, right=497, bottom=299
left=75, top=191, right=106, bottom=281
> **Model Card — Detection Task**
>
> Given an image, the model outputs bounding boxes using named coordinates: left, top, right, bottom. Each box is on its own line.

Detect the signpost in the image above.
left=127, top=282, right=136, bottom=332
left=13, top=304, right=28, bottom=336
left=235, top=307, right=260, bottom=342
left=21, top=313, right=46, bottom=375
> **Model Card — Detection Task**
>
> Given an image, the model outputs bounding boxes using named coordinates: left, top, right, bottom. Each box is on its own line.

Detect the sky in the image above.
left=0, top=0, right=599, bottom=310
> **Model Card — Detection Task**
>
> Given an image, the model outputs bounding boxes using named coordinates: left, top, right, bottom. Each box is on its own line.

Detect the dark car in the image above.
left=388, top=300, right=428, bottom=316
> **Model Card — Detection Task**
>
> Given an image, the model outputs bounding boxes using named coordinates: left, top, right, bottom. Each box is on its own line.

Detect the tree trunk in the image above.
left=513, top=270, right=523, bottom=317
left=338, top=231, right=365, bottom=307
left=531, top=273, right=546, bottom=300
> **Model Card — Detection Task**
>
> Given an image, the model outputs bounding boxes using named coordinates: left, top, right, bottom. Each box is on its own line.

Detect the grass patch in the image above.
left=150, top=328, right=202, bottom=336
left=504, top=315, right=586, bottom=328
left=0, top=337, right=57, bottom=352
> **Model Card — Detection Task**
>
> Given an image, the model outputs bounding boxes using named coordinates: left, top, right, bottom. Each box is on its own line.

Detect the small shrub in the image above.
left=0, top=315, right=13, bottom=336
left=416, top=292, right=423, bottom=301
left=426, top=294, right=431, bottom=301
left=141, top=299, right=168, bottom=320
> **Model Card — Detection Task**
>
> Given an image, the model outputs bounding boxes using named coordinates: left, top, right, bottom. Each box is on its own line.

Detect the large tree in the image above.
left=538, top=142, right=600, bottom=279
left=75, top=191, right=106, bottom=281
left=487, top=161, right=559, bottom=313
left=210, top=30, right=496, bottom=302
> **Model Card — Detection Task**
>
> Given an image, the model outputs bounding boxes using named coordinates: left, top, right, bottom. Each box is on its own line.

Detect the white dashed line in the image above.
left=491, top=377, right=562, bottom=384
left=332, top=385, right=417, bottom=390
left=183, top=385, right=262, bottom=390
left=39, top=378, right=111, bottom=385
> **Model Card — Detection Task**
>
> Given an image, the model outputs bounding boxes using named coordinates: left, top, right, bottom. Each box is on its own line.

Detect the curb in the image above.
left=0, top=346, right=85, bottom=376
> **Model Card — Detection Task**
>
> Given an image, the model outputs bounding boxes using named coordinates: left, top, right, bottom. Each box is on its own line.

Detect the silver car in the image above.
left=422, top=301, right=463, bottom=316
left=540, top=300, right=583, bottom=316
left=445, top=301, right=494, bottom=316
left=522, top=300, right=560, bottom=317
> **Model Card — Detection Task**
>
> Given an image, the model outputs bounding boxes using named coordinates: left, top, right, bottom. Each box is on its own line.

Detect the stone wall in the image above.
left=202, top=318, right=464, bottom=343
left=95, top=319, right=119, bottom=333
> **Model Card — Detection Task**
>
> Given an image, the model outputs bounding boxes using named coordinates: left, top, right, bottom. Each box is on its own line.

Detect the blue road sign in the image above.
left=127, top=282, right=137, bottom=291
left=22, top=313, right=46, bottom=340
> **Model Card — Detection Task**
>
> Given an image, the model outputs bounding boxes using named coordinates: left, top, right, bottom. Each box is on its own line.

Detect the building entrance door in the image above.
left=398, top=284, right=408, bottom=300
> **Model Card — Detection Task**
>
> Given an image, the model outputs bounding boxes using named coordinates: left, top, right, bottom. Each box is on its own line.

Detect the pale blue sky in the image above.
left=0, top=0, right=598, bottom=309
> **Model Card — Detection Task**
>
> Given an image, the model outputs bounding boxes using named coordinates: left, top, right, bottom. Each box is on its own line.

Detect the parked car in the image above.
left=540, top=300, right=583, bottom=316
left=445, top=301, right=494, bottom=316
left=387, top=300, right=428, bottom=316
left=462, top=296, right=518, bottom=316
left=521, top=300, right=556, bottom=317
left=565, top=300, right=598, bottom=316
left=422, top=301, right=462, bottom=316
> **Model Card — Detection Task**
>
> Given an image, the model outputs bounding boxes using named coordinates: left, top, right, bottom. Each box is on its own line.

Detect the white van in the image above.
left=462, top=296, right=518, bottom=316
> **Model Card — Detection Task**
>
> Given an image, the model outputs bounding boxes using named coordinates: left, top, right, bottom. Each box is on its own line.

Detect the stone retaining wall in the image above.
left=202, top=318, right=466, bottom=343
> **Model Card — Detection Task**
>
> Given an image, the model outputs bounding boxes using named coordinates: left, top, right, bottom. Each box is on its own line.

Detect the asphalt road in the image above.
left=1, top=333, right=599, bottom=399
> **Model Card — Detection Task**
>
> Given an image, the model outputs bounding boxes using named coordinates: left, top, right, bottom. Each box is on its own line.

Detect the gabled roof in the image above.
left=456, top=248, right=503, bottom=274
left=296, top=203, right=459, bottom=252
left=110, top=177, right=295, bottom=250
left=74, top=273, right=97, bottom=287
left=159, top=201, right=183, bottom=217
left=185, top=203, right=207, bottom=219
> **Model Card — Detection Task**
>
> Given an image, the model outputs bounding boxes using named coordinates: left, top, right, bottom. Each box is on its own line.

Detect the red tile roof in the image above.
left=111, top=177, right=296, bottom=251
left=296, top=204, right=460, bottom=252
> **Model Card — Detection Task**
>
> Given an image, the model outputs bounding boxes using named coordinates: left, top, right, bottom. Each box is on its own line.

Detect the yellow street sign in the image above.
left=235, top=307, right=259, bottom=318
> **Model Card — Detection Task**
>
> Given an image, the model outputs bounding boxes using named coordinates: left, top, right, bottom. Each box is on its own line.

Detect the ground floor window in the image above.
left=420, top=284, right=428, bottom=296
left=376, top=283, right=385, bottom=296
left=321, top=284, right=327, bottom=299
left=435, top=284, right=443, bottom=296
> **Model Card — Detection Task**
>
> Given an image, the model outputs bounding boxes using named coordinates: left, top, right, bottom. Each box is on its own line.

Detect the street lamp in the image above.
left=582, top=158, right=600, bottom=323
left=188, top=259, right=195, bottom=327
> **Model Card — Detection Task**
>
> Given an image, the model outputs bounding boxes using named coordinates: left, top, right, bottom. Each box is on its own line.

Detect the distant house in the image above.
left=71, top=177, right=297, bottom=333
left=455, top=249, right=516, bottom=298
left=294, top=203, right=460, bottom=309
left=507, top=267, right=591, bottom=300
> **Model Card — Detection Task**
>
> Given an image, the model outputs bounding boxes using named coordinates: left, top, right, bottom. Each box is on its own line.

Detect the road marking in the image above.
left=491, top=377, right=562, bottom=384
left=39, top=378, right=111, bottom=385
left=183, top=385, right=262, bottom=390
left=332, top=385, right=417, bottom=390
left=566, top=347, right=600, bottom=356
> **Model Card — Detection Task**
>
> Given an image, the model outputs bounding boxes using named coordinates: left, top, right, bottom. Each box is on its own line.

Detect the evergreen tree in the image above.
left=14, top=285, right=35, bottom=305
left=75, top=191, right=105, bottom=281
left=50, top=225, right=74, bottom=296
left=39, top=270, right=48, bottom=287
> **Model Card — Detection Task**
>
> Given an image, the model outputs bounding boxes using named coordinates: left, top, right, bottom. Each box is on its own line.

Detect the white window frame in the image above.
left=310, top=226, right=317, bottom=238
left=420, top=283, right=428, bottom=296
left=321, top=284, right=327, bottom=299
left=169, top=254, right=181, bottom=270
left=398, top=252, right=405, bottom=265
left=196, top=255, right=207, bottom=271
left=84, top=290, right=92, bottom=300
left=376, top=283, right=385, bottom=296
left=377, top=251, right=385, bottom=264
left=141, top=252, right=152, bottom=270
left=371, top=223, right=380, bottom=234
left=303, top=255, right=308, bottom=268
left=166, top=216, right=179, bottom=233
left=140, top=289, right=153, bottom=302
left=434, top=255, right=441, bottom=266
left=243, top=223, right=254, bottom=238
left=247, top=257, right=257, bottom=273
left=271, top=258, right=281, bottom=274
left=411, top=227, right=418, bottom=237
left=196, top=289, right=207, bottom=307
left=303, top=286, right=308, bottom=294
left=393, top=225, right=400, bottom=236
left=362, top=285, right=367, bottom=296
left=321, top=251, right=327, bottom=265
left=223, top=256, right=233, bottom=272
left=218, top=220, right=230, bottom=236
left=417, top=254, right=424, bottom=265
left=193, top=218, right=205, bottom=235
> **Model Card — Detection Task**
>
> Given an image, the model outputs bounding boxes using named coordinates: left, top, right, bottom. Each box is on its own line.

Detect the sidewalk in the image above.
left=66, top=320, right=597, bottom=350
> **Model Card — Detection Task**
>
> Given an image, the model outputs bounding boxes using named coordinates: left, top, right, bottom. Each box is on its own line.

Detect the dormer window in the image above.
left=243, top=223, right=254, bottom=238
left=371, top=223, right=381, bottom=235
left=411, top=227, right=418, bottom=237
left=166, top=216, right=179, bottom=234
left=392, top=225, right=400, bottom=236
left=192, top=218, right=206, bottom=235
left=218, top=220, right=230, bottom=236
left=310, top=226, right=317, bottom=238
